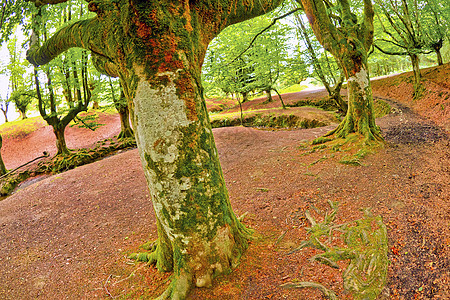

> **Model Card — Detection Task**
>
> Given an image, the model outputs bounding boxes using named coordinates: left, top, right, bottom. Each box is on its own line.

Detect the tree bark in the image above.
left=265, top=89, right=273, bottom=102
left=409, top=53, right=422, bottom=91
left=53, top=125, right=70, bottom=156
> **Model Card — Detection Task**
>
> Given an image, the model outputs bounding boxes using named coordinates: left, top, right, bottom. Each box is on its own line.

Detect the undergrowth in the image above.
left=210, top=113, right=327, bottom=129
left=283, top=201, right=389, bottom=300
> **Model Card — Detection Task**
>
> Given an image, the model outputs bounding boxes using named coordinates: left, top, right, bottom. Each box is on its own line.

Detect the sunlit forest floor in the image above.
left=0, top=63, right=449, bottom=299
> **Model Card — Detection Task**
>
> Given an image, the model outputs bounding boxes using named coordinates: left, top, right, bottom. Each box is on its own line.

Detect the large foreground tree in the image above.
left=296, top=0, right=382, bottom=142
left=27, top=0, right=281, bottom=298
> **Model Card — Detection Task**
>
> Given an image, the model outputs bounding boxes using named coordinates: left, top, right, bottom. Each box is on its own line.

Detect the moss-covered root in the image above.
left=117, top=127, right=134, bottom=139
left=282, top=282, right=337, bottom=300
left=155, top=271, right=192, bottom=300
left=324, top=114, right=384, bottom=143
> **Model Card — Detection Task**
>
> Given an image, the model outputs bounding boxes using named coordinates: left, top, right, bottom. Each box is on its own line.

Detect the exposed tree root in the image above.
left=284, top=201, right=389, bottom=300
left=308, top=125, right=385, bottom=166
left=117, top=128, right=134, bottom=139
left=282, top=281, right=337, bottom=300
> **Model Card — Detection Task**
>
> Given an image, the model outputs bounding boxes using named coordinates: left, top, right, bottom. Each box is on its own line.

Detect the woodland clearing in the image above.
left=0, top=64, right=448, bottom=299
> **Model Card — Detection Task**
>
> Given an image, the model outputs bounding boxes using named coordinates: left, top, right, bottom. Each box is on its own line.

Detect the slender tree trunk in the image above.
left=265, top=89, right=273, bottom=102
left=1, top=109, right=8, bottom=123
left=409, top=53, right=421, bottom=89
left=0, top=135, right=7, bottom=175
left=435, top=49, right=443, bottom=66
left=116, top=90, right=134, bottom=139
left=273, top=88, right=286, bottom=109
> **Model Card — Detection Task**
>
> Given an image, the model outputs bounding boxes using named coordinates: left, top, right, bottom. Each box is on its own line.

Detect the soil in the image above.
left=0, top=64, right=449, bottom=299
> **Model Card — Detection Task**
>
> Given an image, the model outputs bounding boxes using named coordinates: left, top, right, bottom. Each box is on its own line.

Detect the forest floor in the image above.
left=0, top=63, right=449, bottom=299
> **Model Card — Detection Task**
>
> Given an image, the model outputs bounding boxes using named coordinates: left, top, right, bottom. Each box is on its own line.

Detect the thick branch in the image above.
left=298, top=0, right=341, bottom=55
left=92, top=54, right=119, bottom=78
left=27, top=17, right=106, bottom=67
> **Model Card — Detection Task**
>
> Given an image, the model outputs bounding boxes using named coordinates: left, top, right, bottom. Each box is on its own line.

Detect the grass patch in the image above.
left=0, top=117, right=46, bottom=139
left=278, top=84, right=309, bottom=94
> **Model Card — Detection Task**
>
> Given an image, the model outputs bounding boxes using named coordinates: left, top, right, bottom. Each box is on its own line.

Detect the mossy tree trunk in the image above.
left=409, top=53, right=422, bottom=90
left=27, top=0, right=282, bottom=298
left=53, top=125, right=70, bottom=156
left=298, top=0, right=382, bottom=141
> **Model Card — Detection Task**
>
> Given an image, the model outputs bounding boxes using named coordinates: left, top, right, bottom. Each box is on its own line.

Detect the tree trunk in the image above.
left=53, top=125, right=70, bottom=155
left=241, top=91, right=249, bottom=103
left=19, top=110, right=27, bottom=120
left=1, top=109, right=8, bottom=123
left=92, top=101, right=99, bottom=109
left=116, top=90, right=134, bottom=139
left=409, top=53, right=421, bottom=91
left=265, top=89, right=273, bottom=102
left=126, top=68, right=252, bottom=298
left=328, top=52, right=381, bottom=141
left=435, top=49, right=443, bottom=66
left=0, top=135, right=7, bottom=175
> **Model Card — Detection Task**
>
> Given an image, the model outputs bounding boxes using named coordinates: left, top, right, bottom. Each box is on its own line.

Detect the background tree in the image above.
left=295, top=0, right=382, bottom=142
left=10, top=87, right=35, bottom=119
left=31, top=2, right=93, bottom=155
left=203, top=12, right=298, bottom=110
left=373, top=0, right=429, bottom=94
left=26, top=0, right=282, bottom=299
left=292, top=9, right=347, bottom=113
left=0, top=97, right=10, bottom=123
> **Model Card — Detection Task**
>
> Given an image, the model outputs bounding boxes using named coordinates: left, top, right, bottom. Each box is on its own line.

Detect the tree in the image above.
left=107, top=77, right=134, bottom=139
left=27, top=0, right=282, bottom=298
left=373, top=0, right=430, bottom=93
left=31, top=3, right=93, bottom=155
left=296, top=0, right=382, bottom=142
left=0, top=97, right=10, bottom=123
left=292, top=10, right=347, bottom=113
left=10, top=88, right=35, bottom=120
left=203, top=12, right=296, bottom=109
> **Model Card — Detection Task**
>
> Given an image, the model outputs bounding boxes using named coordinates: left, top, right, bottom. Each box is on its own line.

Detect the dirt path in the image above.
left=0, top=96, right=449, bottom=299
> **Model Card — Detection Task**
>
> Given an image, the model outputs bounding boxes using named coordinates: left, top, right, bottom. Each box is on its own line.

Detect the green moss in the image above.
left=287, top=202, right=388, bottom=300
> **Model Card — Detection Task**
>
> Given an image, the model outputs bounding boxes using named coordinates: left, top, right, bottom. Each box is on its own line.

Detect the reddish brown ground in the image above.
left=0, top=64, right=449, bottom=299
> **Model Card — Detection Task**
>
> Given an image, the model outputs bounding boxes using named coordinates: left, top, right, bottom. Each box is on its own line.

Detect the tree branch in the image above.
left=27, top=17, right=106, bottom=67
left=228, top=8, right=301, bottom=65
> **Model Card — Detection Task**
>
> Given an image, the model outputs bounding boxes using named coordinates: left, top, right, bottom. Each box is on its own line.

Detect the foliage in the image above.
left=202, top=10, right=307, bottom=100
left=9, top=88, right=36, bottom=119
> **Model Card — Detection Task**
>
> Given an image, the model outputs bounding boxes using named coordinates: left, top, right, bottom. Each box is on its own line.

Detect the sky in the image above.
left=0, top=29, right=25, bottom=124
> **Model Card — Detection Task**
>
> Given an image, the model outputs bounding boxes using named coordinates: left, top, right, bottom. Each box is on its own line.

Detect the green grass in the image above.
left=0, top=117, right=47, bottom=139
left=278, top=84, right=309, bottom=94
